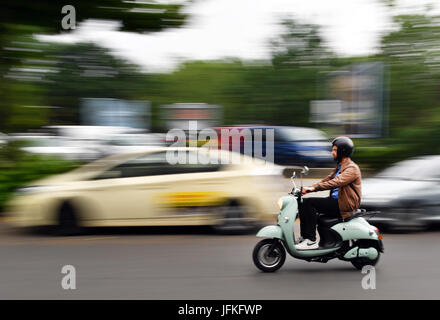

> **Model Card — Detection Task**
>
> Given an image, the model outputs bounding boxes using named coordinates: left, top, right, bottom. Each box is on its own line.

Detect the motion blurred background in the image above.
left=2, top=0, right=440, bottom=231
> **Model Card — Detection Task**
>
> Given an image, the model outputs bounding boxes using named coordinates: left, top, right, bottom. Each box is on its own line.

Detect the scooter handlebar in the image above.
left=291, top=187, right=302, bottom=200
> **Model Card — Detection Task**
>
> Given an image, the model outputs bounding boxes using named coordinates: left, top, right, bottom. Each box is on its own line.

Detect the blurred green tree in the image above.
left=351, top=12, right=440, bottom=168
left=144, top=19, right=333, bottom=130
left=0, top=0, right=187, bottom=132
left=373, top=13, right=440, bottom=162
left=43, top=42, right=150, bottom=125
left=231, top=19, right=333, bottom=127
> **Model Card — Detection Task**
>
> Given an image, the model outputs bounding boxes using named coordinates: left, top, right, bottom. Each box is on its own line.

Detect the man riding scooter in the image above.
left=295, top=136, right=362, bottom=250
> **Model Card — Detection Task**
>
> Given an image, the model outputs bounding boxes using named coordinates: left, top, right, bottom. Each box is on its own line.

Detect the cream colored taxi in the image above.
left=6, top=147, right=286, bottom=234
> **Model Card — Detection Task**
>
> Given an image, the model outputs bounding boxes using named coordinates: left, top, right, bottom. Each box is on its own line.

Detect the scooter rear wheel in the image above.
left=253, top=239, right=286, bottom=272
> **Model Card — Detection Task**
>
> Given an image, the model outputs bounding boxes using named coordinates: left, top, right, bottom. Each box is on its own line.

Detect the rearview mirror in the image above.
left=301, top=166, right=309, bottom=176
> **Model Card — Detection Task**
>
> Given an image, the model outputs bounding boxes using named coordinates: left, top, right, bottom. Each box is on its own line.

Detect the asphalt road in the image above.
left=1, top=221, right=439, bottom=300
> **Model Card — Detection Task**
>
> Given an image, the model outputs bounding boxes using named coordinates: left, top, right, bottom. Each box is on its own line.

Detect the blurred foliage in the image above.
left=0, top=142, right=79, bottom=212
left=148, top=20, right=332, bottom=129
left=0, top=0, right=187, bottom=130
left=44, top=42, right=151, bottom=125
left=2, top=1, right=187, bottom=34
left=352, top=13, right=440, bottom=170
left=2, top=18, right=331, bottom=131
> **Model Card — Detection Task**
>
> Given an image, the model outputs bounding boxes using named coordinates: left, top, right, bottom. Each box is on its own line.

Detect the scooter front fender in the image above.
left=256, top=225, right=284, bottom=240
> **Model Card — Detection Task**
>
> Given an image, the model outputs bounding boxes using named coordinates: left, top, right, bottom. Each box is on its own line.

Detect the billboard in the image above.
left=311, top=62, right=388, bottom=138
left=160, top=103, right=222, bottom=131
left=81, top=98, right=151, bottom=130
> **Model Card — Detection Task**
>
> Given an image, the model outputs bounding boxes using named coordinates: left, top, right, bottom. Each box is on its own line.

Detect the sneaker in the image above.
left=295, top=236, right=305, bottom=244
left=295, top=239, right=319, bottom=250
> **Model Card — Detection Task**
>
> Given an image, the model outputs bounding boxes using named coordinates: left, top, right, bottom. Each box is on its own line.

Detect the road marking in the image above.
left=81, top=237, right=118, bottom=241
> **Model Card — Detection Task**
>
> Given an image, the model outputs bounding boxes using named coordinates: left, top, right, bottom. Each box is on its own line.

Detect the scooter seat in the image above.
left=318, top=214, right=341, bottom=227
left=341, top=209, right=366, bottom=222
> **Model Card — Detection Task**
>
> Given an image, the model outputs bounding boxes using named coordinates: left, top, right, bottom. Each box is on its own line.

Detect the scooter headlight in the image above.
left=277, top=197, right=284, bottom=210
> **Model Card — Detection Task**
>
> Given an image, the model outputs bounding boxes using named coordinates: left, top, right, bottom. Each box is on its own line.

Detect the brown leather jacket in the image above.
left=311, top=159, right=362, bottom=219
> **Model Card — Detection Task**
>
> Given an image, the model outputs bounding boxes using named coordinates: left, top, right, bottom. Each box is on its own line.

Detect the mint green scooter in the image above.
left=253, top=167, right=384, bottom=272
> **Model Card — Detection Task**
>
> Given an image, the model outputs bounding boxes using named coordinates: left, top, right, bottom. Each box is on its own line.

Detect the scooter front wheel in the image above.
left=253, top=239, right=286, bottom=272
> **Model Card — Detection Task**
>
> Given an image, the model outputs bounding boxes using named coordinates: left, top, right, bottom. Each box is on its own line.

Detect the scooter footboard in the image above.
left=256, top=225, right=284, bottom=240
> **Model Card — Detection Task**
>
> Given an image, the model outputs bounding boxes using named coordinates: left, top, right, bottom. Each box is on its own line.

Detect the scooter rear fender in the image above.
left=331, top=217, right=379, bottom=241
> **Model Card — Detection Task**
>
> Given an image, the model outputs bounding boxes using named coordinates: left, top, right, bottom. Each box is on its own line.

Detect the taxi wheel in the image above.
left=54, top=203, right=82, bottom=236
left=213, top=202, right=255, bottom=234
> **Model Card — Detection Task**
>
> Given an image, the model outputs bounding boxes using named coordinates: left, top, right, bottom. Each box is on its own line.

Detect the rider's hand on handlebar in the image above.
left=301, top=186, right=315, bottom=195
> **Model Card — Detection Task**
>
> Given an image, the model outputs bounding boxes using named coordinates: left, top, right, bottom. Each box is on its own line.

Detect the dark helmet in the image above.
left=332, top=136, right=354, bottom=161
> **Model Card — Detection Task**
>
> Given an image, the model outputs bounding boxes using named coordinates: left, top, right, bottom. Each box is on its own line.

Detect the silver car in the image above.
left=362, top=155, right=440, bottom=230
left=9, top=134, right=101, bottom=162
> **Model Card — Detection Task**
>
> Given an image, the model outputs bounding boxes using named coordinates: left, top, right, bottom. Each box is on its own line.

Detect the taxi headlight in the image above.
left=16, top=185, right=58, bottom=195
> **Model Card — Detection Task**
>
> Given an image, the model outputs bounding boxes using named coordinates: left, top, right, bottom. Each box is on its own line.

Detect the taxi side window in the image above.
left=93, top=151, right=222, bottom=179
